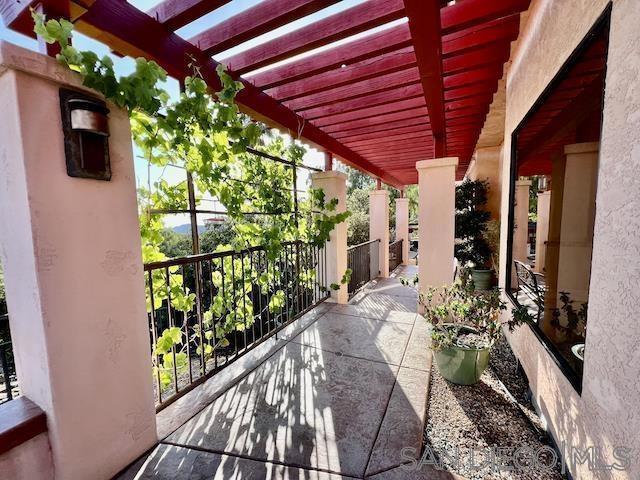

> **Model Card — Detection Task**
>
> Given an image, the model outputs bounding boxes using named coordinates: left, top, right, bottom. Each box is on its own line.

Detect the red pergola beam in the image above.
left=224, top=0, right=406, bottom=75
left=287, top=67, right=420, bottom=112
left=249, top=23, right=412, bottom=89
left=338, top=123, right=431, bottom=143
left=332, top=117, right=431, bottom=139
left=314, top=97, right=426, bottom=128
left=441, top=0, right=530, bottom=35
left=147, top=0, right=231, bottom=31
left=190, top=0, right=339, bottom=56
left=345, top=131, right=432, bottom=148
left=322, top=107, right=429, bottom=134
left=403, top=0, right=446, bottom=156
left=301, top=83, right=423, bottom=120
left=266, top=47, right=416, bottom=102
left=72, top=0, right=403, bottom=187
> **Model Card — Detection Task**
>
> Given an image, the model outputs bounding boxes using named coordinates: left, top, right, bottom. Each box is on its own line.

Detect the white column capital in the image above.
left=369, top=189, right=389, bottom=197
left=395, top=197, right=409, bottom=205
left=516, top=179, right=533, bottom=187
left=564, top=142, right=599, bottom=155
left=416, top=157, right=459, bottom=171
left=311, top=170, right=347, bottom=182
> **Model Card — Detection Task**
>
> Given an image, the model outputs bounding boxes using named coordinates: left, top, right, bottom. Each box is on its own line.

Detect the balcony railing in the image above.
left=389, top=239, right=403, bottom=272
left=144, top=241, right=329, bottom=409
left=347, top=239, right=380, bottom=297
left=0, top=313, right=17, bottom=405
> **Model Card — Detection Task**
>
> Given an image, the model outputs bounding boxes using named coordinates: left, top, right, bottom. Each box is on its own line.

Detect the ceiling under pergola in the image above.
left=1, top=0, right=530, bottom=186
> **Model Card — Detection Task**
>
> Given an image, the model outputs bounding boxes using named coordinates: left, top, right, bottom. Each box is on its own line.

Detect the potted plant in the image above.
left=550, top=291, right=587, bottom=360
left=402, top=273, right=533, bottom=385
left=455, top=179, right=494, bottom=290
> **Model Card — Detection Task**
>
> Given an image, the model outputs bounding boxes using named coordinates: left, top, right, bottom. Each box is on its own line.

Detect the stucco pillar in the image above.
left=395, top=197, right=410, bottom=265
left=416, top=158, right=458, bottom=293
left=369, top=190, right=390, bottom=277
left=0, top=43, right=157, bottom=479
left=512, top=179, right=532, bottom=287
left=467, top=145, right=503, bottom=221
left=556, top=142, right=599, bottom=304
left=534, top=190, right=551, bottom=273
left=311, top=171, right=349, bottom=304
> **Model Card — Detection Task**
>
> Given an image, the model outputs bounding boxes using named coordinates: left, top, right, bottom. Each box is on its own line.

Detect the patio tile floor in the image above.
left=118, top=265, right=437, bottom=479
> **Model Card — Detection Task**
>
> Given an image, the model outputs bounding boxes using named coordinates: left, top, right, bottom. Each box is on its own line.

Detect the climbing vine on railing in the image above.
left=34, top=13, right=351, bottom=388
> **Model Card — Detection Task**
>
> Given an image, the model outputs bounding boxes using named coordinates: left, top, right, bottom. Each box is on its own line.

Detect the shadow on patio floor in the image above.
left=116, top=265, right=452, bottom=480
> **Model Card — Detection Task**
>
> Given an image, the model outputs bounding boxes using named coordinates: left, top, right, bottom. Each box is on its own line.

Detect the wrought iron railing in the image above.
left=347, top=239, right=380, bottom=297
left=389, top=239, right=403, bottom=272
left=0, top=313, right=17, bottom=405
left=144, top=241, right=329, bottom=409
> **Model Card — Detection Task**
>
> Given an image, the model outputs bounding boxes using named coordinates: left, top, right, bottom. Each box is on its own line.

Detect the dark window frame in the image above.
left=505, top=4, right=612, bottom=395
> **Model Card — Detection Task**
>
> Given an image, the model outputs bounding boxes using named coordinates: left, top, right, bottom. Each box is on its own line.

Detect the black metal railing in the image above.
left=144, top=240, right=329, bottom=409
left=347, top=239, right=380, bottom=297
left=0, top=313, right=17, bottom=405
left=389, top=239, right=403, bottom=272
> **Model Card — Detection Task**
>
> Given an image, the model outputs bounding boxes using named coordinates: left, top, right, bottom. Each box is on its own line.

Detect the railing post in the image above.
left=416, top=158, right=458, bottom=297
left=369, top=189, right=389, bottom=277
left=395, top=195, right=410, bottom=266
left=0, top=43, right=157, bottom=479
left=311, top=171, right=348, bottom=304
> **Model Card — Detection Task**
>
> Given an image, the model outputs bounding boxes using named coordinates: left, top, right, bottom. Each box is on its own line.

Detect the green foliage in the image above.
left=455, top=179, right=492, bottom=269
left=347, top=189, right=371, bottom=245
left=33, top=12, right=351, bottom=389
left=400, top=271, right=533, bottom=351
left=159, top=230, right=192, bottom=258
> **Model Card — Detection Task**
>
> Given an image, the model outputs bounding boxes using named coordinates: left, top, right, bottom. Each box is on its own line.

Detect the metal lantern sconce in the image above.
left=60, top=88, right=111, bottom=181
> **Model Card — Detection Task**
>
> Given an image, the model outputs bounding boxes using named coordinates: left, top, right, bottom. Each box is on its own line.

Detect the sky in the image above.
left=0, top=0, right=384, bottom=227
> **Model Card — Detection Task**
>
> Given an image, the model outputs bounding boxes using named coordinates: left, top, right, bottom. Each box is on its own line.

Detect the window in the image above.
left=506, top=11, right=611, bottom=391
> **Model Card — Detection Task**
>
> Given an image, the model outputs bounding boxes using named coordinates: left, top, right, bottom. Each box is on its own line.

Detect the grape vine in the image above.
left=34, top=12, right=351, bottom=388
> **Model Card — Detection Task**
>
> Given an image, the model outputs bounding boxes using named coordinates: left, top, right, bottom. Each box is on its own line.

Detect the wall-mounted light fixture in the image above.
left=59, top=88, right=111, bottom=181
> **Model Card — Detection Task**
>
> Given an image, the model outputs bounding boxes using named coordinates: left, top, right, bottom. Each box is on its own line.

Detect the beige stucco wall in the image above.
left=466, top=145, right=503, bottom=221
left=497, top=1, right=640, bottom=478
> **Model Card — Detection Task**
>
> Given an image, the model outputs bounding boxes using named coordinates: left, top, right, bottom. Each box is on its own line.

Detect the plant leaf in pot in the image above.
left=401, top=272, right=534, bottom=385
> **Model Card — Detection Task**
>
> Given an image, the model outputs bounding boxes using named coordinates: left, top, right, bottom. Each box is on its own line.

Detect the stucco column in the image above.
left=416, top=158, right=458, bottom=293
left=0, top=43, right=157, bottom=479
left=512, top=179, right=532, bottom=287
left=534, top=190, right=551, bottom=273
left=311, top=171, right=349, bottom=304
left=556, top=142, right=599, bottom=304
left=369, top=189, right=390, bottom=277
left=395, top=197, right=410, bottom=266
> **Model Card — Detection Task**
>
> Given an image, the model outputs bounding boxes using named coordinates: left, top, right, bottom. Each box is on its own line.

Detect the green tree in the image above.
left=455, top=179, right=492, bottom=268
left=347, top=189, right=370, bottom=245
left=200, top=221, right=236, bottom=252
left=159, top=229, right=192, bottom=258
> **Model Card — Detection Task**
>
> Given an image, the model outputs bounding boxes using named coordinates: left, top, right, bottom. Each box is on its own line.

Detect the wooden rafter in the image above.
left=403, top=0, right=446, bottom=156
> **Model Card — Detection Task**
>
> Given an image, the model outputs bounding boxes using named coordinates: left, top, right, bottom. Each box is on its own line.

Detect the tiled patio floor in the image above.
left=118, top=266, right=454, bottom=479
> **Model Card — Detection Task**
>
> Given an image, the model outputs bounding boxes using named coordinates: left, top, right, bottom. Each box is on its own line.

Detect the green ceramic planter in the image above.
left=433, top=326, right=491, bottom=385
left=471, top=268, right=493, bottom=290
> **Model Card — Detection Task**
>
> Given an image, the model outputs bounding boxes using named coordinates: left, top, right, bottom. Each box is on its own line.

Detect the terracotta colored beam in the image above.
left=445, top=82, right=498, bottom=101
left=443, top=44, right=512, bottom=75
left=287, top=67, right=420, bottom=112
left=302, top=83, right=423, bottom=120
left=323, top=107, right=429, bottom=134
left=190, top=0, right=339, bottom=56
left=249, top=23, right=412, bottom=89
left=314, top=97, right=426, bottom=128
left=445, top=94, right=494, bottom=112
left=225, top=0, right=406, bottom=75
left=356, top=143, right=434, bottom=156
left=266, top=47, right=417, bottom=102
left=403, top=0, right=446, bottom=156
left=147, top=0, right=231, bottom=31
left=75, top=0, right=404, bottom=187
left=442, top=16, right=520, bottom=58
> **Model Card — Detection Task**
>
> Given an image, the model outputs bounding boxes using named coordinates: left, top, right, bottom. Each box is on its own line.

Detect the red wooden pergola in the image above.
left=1, top=0, right=529, bottom=186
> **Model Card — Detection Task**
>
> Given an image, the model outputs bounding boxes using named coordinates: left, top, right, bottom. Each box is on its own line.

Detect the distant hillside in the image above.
left=172, top=224, right=206, bottom=235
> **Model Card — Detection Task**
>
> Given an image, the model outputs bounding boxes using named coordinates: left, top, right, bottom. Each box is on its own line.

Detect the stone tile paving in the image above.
left=118, top=265, right=433, bottom=479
